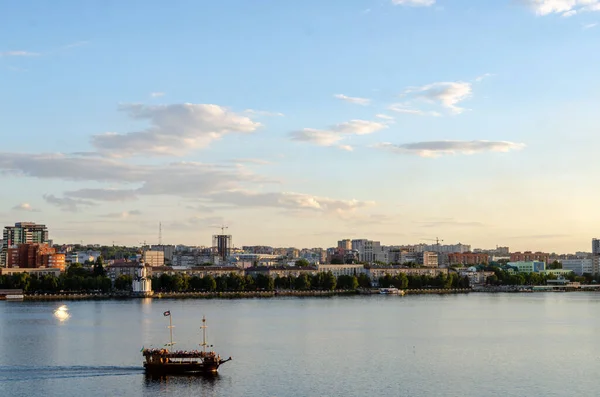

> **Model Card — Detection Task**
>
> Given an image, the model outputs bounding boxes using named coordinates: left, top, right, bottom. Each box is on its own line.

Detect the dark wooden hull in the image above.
left=144, top=362, right=220, bottom=375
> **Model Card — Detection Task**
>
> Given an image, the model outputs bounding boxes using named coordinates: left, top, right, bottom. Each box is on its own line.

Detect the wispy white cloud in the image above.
left=474, top=73, right=494, bottom=82
left=392, top=0, right=435, bottom=6
left=583, top=22, right=598, bottom=28
left=228, top=158, right=271, bottom=165
left=403, top=81, right=473, bottom=114
left=0, top=51, right=39, bottom=57
left=244, top=109, right=285, bottom=117
left=12, top=203, right=39, bottom=212
left=333, top=94, right=371, bottom=106
left=388, top=103, right=442, bottom=117
left=65, top=188, right=138, bottom=202
left=208, top=190, right=375, bottom=218
left=150, top=92, right=165, bottom=98
left=375, top=114, right=395, bottom=120
left=521, top=0, right=600, bottom=17
left=43, top=194, right=96, bottom=212
left=290, top=119, right=388, bottom=149
left=91, top=103, right=261, bottom=157
left=373, top=140, right=526, bottom=158
left=100, top=210, right=142, bottom=219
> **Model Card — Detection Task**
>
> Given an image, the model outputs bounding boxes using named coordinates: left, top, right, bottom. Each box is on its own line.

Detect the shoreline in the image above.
left=20, top=288, right=472, bottom=301
left=14, top=287, right=597, bottom=301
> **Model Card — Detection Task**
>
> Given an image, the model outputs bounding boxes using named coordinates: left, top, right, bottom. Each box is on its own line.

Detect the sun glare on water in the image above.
left=54, top=305, right=71, bottom=322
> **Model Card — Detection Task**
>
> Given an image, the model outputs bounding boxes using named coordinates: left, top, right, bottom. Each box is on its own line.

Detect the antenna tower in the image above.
left=159, top=222, right=162, bottom=246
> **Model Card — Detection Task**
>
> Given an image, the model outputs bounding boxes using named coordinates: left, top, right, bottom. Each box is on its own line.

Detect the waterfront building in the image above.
left=149, top=265, right=244, bottom=279
left=367, top=267, right=448, bottom=280
left=1, top=222, right=49, bottom=267
left=507, top=261, right=546, bottom=273
left=230, top=253, right=281, bottom=268
left=132, top=262, right=153, bottom=296
left=142, top=250, right=165, bottom=267
left=6, top=243, right=65, bottom=270
left=0, top=267, right=62, bottom=277
left=245, top=266, right=318, bottom=279
left=456, top=269, right=496, bottom=285
left=510, top=251, right=550, bottom=264
left=540, top=269, right=574, bottom=277
left=560, top=259, right=593, bottom=276
left=107, top=260, right=143, bottom=280
left=317, top=263, right=366, bottom=277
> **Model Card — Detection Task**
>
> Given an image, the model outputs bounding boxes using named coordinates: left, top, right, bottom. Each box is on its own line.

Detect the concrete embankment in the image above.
left=23, top=288, right=471, bottom=301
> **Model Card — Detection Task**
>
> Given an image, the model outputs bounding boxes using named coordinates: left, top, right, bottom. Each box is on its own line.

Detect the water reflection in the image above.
left=53, top=305, right=70, bottom=322
left=144, top=373, right=220, bottom=396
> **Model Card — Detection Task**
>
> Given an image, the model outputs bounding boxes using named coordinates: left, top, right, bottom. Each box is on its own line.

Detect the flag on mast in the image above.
left=163, top=310, right=170, bottom=316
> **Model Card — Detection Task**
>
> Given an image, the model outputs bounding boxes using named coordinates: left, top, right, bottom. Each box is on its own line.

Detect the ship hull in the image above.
left=144, top=362, right=220, bottom=375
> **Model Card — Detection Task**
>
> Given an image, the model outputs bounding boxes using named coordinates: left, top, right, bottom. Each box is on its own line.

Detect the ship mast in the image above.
left=166, top=313, right=175, bottom=349
left=200, top=316, right=208, bottom=352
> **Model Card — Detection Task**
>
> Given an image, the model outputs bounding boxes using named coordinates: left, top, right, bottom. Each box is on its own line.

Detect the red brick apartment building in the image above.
left=509, top=251, right=550, bottom=263
left=447, top=252, right=490, bottom=266
left=7, top=243, right=65, bottom=270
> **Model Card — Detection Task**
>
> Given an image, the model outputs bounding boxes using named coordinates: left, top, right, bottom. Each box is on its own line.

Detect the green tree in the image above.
left=357, top=273, right=371, bottom=288
left=295, top=258, right=310, bottom=267
left=295, top=274, right=311, bottom=290
left=115, top=275, right=133, bottom=290
left=226, top=272, right=245, bottom=291
left=244, top=275, right=256, bottom=291
left=322, top=272, right=337, bottom=290
left=255, top=274, right=274, bottom=290
left=93, top=257, right=106, bottom=277
left=330, top=257, right=344, bottom=264
left=548, top=260, right=562, bottom=270
left=201, top=275, right=217, bottom=292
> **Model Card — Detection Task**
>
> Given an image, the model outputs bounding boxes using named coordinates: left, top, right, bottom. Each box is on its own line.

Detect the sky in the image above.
left=1, top=0, right=599, bottom=253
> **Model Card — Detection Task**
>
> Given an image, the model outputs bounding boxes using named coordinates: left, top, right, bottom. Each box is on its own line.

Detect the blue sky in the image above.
left=1, top=0, right=599, bottom=252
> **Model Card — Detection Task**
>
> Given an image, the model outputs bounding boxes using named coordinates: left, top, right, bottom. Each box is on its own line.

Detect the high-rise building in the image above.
left=1, top=222, right=49, bottom=267
left=592, top=238, right=600, bottom=256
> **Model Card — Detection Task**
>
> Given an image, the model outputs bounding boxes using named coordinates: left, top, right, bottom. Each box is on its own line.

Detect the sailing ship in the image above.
left=142, top=311, right=232, bottom=375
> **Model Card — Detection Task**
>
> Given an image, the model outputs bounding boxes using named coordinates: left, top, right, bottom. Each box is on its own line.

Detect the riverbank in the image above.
left=21, top=288, right=472, bottom=301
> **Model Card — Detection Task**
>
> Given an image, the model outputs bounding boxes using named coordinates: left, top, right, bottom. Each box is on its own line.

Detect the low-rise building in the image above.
left=317, top=264, right=366, bottom=277
left=448, top=252, right=489, bottom=266
left=560, top=259, right=593, bottom=276
left=510, top=251, right=550, bottom=264
left=0, top=267, right=62, bottom=277
left=149, top=266, right=244, bottom=278
left=507, top=261, right=546, bottom=273
left=143, top=250, right=165, bottom=267
left=367, top=267, right=448, bottom=280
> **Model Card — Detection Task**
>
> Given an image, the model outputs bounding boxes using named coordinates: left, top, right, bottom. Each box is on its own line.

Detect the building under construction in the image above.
left=213, top=234, right=232, bottom=261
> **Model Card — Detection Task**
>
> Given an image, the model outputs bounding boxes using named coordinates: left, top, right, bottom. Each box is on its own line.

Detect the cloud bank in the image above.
left=374, top=140, right=526, bottom=157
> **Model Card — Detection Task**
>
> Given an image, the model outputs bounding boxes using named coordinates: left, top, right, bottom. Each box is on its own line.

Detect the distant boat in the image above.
left=379, top=287, right=404, bottom=295
left=142, top=312, right=232, bottom=375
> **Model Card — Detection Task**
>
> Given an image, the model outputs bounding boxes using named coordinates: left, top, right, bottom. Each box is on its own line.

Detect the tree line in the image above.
left=485, top=266, right=594, bottom=286
left=150, top=272, right=370, bottom=292
left=0, top=259, right=111, bottom=293
left=377, top=272, right=470, bottom=289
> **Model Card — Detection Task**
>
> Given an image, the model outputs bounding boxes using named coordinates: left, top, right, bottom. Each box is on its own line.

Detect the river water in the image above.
left=1, top=293, right=598, bottom=397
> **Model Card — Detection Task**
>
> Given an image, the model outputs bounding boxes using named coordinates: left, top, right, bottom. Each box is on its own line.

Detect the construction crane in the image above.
left=421, top=237, right=444, bottom=252
left=216, top=225, right=229, bottom=235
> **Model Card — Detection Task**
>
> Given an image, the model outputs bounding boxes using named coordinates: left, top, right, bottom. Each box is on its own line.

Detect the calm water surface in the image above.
left=1, top=293, right=599, bottom=397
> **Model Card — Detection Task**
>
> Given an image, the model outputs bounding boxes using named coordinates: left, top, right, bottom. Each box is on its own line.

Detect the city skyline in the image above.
left=1, top=1, right=600, bottom=252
